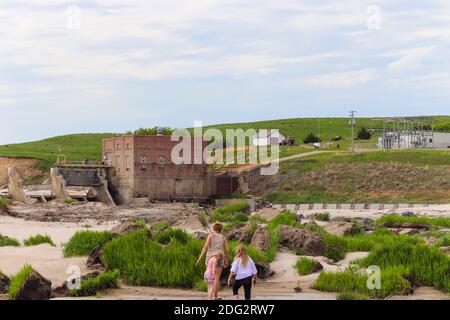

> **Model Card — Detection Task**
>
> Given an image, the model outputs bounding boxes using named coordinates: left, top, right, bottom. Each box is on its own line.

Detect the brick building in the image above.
left=102, top=135, right=216, bottom=203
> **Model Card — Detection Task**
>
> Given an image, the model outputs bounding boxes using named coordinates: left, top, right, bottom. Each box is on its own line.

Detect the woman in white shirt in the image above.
left=227, top=245, right=257, bottom=300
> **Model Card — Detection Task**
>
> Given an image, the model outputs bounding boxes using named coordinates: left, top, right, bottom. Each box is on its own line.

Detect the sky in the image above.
left=1, top=0, right=450, bottom=144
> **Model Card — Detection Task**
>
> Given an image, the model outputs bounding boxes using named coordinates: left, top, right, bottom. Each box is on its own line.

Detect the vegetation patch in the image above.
left=7, top=264, right=34, bottom=300
left=375, top=214, right=450, bottom=229
left=295, top=258, right=317, bottom=275
left=313, top=265, right=412, bottom=299
left=211, top=203, right=250, bottom=223
left=63, top=231, right=112, bottom=257
left=23, top=234, right=55, bottom=247
left=337, top=291, right=370, bottom=300
left=69, top=270, right=120, bottom=297
left=0, top=234, right=20, bottom=247
left=64, top=198, right=79, bottom=204
left=355, top=242, right=450, bottom=293
left=0, top=197, right=8, bottom=212
left=312, top=212, right=330, bottom=222
left=102, top=228, right=204, bottom=287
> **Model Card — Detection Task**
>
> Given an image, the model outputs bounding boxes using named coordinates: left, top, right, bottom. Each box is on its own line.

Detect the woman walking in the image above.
left=227, top=245, right=257, bottom=300
left=197, top=222, right=230, bottom=299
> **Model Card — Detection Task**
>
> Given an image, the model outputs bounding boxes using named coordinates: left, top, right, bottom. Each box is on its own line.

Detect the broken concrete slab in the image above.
left=50, top=168, right=70, bottom=201
left=7, top=167, right=30, bottom=203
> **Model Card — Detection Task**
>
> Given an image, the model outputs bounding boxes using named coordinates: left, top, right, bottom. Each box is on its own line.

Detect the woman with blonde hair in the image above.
left=227, top=245, right=257, bottom=300
left=197, top=222, right=230, bottom=299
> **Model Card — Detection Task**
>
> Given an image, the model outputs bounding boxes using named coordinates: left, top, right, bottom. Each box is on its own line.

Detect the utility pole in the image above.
left=317, top=118, right=321, bottom=146
left=349, top=111, right=357, bottom=152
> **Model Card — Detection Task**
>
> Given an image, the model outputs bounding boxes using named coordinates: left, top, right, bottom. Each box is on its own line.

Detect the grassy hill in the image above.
left=202, top=116, right=450, bottom=143
left=0, top=133, right=114, bottom=169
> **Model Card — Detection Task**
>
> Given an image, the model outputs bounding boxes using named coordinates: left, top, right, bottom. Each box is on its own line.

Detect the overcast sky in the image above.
left=1, top=0, right=450, bottom=144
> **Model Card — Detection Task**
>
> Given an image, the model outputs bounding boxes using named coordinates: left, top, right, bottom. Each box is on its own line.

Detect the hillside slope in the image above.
left=261, top=150, right=450, bottom=204
left=0, top=133, right=114, bottom=169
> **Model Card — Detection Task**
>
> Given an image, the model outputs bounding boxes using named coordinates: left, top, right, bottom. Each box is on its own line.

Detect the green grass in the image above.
left=64, top=198, right=80, bottom=204
left=69, top=270, right=120, bottom=297
left=375, top=214, right=450, bottom=228
left=337, top=291, right=370, bottom=300
left=102, top=228, right=204, bottom=288
left=155, top=228, right=190, bottom=245
left=295, top=258, right=317, bottom=275
left=211, top=203, right=250, bottom=223
left=7, top=264, right=34, bottom=300
left=0, top=197, right=8, bottom=211
left=313, top=212, right=330, bottom=222
left=23, top=234, right=55, bottom=247
left=202, top=116, right=450, bottom=147
left=63, top=230, right=112, bottom=257
left=0, top=234, right=20, bottom=247
left=322, top=229, right=424, bottom=261
left=194, top=279, right=208, bottom=292
left=355, top=242, right=450, bottom=293
left=0, top=133, right=115, bottom=169
left=313, top=265, right=412, bottom=299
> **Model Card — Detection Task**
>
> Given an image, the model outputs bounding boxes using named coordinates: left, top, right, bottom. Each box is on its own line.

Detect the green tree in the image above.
left=134, top=127, right=174, bottom=136
left=357, top=127, right=371, bottom=140
left=303, top=132, right=321, bottom=144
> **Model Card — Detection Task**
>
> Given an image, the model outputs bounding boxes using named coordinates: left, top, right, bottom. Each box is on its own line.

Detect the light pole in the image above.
left=349, top=111, right=357, bottom=152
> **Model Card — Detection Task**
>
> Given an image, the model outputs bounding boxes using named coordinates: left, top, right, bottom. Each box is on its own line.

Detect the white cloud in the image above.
left=387, top=47, right=434, bottom=71
left=303, top=69, right=377, bottom=87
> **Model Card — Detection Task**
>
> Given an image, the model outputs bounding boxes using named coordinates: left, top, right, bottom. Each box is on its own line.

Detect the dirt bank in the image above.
left=0, top=157, right=42, bottom=185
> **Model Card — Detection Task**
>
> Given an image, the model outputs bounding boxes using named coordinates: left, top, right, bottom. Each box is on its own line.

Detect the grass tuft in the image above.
left=69, top=270, right=120, bottom=297
left=7, top=264, right=34, bottom=300
left=23, top=234, right=55, bottom=247
left=295, top=258, right=317, bottom=275
left=0, top=234, right=20, bottom=247
left=63, top=231, right=112, bottom=257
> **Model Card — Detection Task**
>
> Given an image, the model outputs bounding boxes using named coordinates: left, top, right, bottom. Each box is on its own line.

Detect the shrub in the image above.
left=7, top=264, right=34, bottom=300
left=303, top=132, right=320, bottom=144
left=102, top=229, right=204, bottom=288
left=23, top=234, right=55, bottom=247
left=0, top=234, right=20, bottom=247
left=355, top=242, right=450, bottom=293
left=313, top=212, right=330, bottom=222
left=295, top=258, right=317, bottom=275
left=69, top=270, right=120, bottom=297
left=63, top=231, right=112, bottom=257
left=313, top=265, right=412, bottom=299
left=357, top=127, right=372, bottom=140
